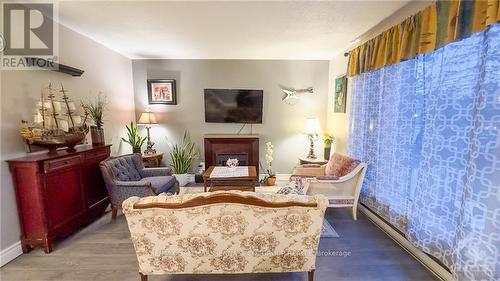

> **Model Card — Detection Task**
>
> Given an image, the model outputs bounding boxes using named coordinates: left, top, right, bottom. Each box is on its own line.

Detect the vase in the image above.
left=324, top=146, right=331, bottom=160
left=90, top=126, right=105, bottom=146
left=266, top=177, right=276, bottom=186
left=132, top=147, right=141, bottom=154
left=173, top=173, right=189, bottom=187
left=227, top=166, right=237, bottom=172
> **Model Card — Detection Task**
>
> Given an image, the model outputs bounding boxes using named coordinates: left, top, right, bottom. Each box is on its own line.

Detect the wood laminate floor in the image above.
left=0, top=207, right=438, bottom=281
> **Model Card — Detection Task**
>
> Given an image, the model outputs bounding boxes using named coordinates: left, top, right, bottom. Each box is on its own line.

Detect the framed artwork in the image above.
left=334, top=75, right=347, bottom=113
left=147, top=79, right=177, bottom=105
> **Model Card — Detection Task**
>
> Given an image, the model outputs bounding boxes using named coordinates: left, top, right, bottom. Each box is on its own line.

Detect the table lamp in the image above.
left=138, top=110, right=158, bottom=155
left=304, top=117, right=320, bottom=159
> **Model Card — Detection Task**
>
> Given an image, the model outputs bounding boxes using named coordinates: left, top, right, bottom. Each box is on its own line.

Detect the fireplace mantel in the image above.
left=204, top=135, right=259, bottom=170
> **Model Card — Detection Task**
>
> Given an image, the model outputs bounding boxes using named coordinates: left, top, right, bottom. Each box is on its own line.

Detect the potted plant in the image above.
left=168, top=131, right=198, bottom=187
left=81, top=93, right=107, bottom=146
left=323, top=134, right=334, bottom=160
left=122, top=122, right=146, bottom=153
left=264, top=141, right=276, bottom=186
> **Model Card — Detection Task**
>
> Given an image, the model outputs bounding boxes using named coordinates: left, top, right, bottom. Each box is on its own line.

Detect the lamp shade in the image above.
left=137, top=112, right=158, bottom=125
left=304, top=118, right=320, bottom=135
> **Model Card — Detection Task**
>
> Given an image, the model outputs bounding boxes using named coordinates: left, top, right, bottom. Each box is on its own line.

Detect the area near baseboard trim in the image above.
left=359, top=204, right=456, bottom=281
left=0, top=241, right=22, bottom=267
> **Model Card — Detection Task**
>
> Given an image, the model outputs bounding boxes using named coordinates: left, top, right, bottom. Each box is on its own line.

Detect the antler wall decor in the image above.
left=281, top=87, right=314, bottom=105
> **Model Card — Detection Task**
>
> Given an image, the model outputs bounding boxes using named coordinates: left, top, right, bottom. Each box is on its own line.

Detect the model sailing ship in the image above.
left=20, top=83, right=89, bottom=155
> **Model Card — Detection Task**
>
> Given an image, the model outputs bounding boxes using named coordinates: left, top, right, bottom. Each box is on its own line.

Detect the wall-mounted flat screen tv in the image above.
left=204, top=89, right=263, bottom=123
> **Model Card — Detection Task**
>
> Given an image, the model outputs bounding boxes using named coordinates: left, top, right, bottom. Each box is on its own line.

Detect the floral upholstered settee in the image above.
left=122, top=191, right=327, bottom=281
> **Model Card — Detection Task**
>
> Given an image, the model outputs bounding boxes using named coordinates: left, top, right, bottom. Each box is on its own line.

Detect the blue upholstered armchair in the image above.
left=99, top=153, right=179, bottom=219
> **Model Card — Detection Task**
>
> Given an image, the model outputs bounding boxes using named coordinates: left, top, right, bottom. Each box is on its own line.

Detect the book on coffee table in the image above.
left=210, top=166, right=249, bottom=178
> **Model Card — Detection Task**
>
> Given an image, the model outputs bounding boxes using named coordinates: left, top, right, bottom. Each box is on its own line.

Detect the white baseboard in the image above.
left=359, top=205, right=456, bottom=281
left=0, top=241, right=22, bottom=267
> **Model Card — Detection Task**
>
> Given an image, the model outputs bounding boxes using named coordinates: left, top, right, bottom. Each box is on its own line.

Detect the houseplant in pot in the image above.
left=81, top=93, right=107, bottom=146
left=323, top=134, right=334, bottom=160
left=122, top=122, right=146, bottom=153
left=263, top=141, right=276, bottom=186
left=168, top=131, right=198, bottom=187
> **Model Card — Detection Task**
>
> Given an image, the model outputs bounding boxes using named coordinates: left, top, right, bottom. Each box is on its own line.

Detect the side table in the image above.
left=299, top=157, right=328, bottom=165
left=142, top=153, right=163, bottom=168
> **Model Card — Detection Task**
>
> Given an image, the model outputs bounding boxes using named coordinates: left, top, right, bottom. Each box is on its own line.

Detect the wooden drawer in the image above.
left=84, top=147, right=109, bottom=161
left=43, top=155, right=81, bottom=173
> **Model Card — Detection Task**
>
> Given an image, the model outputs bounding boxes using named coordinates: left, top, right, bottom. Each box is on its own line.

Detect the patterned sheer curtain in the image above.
left=349, top=24, right=500, bottom=281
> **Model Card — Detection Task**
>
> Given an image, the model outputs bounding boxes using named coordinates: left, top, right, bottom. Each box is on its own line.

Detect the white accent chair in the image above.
left=292, top=153, right=367, bottom=220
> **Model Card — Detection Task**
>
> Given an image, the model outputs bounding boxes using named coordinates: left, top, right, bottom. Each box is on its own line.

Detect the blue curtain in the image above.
left=349, top=23, right=500, bottom=281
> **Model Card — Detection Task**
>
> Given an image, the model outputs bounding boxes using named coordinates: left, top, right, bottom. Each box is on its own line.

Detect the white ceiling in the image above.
left=58, top=1, right=410, bottom=60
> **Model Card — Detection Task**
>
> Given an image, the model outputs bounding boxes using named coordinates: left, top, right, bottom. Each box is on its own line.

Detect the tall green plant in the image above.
left=81, top=94, right=107, bottom=128
left=168, top=131, right=198, bottom=174
left=122, top=122, right=146, bottom=152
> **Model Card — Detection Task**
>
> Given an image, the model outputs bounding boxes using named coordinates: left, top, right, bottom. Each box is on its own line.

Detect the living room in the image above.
left=1, top=1, right=499, bottom=281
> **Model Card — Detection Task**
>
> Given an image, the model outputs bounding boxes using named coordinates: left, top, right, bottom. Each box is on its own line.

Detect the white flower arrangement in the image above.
left=226, top=158, right=239, bottom=168
left=265, top=142, right=275, bottom=178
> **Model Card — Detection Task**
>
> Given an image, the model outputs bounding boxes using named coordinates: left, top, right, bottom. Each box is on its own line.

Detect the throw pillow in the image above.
left=325, top=153, right=361, bottom=177
left=277, top=177, right=304, bottom=195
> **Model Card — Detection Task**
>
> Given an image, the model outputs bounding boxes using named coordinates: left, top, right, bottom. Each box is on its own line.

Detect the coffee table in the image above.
left=203, top=166, right=258, bottom=192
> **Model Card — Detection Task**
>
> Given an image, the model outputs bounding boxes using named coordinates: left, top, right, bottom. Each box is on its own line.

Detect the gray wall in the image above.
left=132, top=60, right=329, bottom=174
left=0, top=25, right=135, bottom=258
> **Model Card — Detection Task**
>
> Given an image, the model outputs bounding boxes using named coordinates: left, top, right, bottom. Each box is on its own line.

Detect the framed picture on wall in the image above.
left=334, top=75, right=347, bottom=113
left=147, top=79, right=177, bottom=105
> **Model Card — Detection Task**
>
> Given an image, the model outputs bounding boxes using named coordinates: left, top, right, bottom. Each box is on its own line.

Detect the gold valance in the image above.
left=347, top=0, right=500, bottom=76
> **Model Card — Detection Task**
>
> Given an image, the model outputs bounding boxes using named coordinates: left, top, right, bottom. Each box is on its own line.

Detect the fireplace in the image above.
left=204, top=135, right=259, bottom=170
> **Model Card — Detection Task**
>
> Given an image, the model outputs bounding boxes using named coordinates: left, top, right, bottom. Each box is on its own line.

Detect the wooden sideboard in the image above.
left=7, top=145, right=111, bottom=253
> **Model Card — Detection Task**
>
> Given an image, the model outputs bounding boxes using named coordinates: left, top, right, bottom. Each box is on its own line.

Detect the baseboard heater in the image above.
left=359, top=204, right=456, bottom=281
